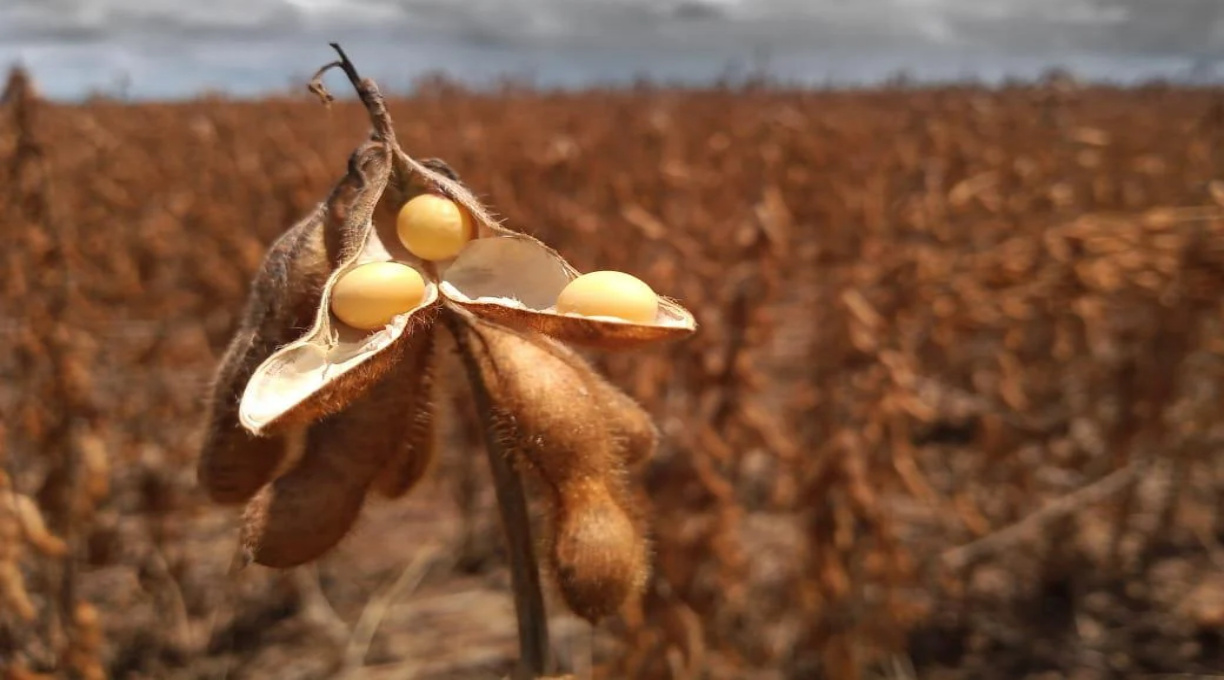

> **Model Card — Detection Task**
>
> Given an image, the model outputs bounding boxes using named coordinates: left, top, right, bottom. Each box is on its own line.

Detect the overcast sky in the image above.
left=1, top=0, right=1222, bottom=99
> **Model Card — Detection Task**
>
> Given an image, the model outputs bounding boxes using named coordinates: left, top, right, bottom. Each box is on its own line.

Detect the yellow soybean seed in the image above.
left=396, top=193, right=474, bottom=261
left=330, top=262, right=426, bottom=330
left=555, top=271, right=659, bottom=324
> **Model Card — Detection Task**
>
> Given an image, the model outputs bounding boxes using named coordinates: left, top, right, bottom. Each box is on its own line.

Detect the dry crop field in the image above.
left=2, top=66, right=1224, bottom=679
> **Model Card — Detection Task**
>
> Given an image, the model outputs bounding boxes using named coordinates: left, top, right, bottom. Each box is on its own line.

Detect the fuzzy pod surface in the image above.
left=240, top=328, right=435, bottom=568
left=467, top=320, right=651, bottom=622
left=197, top=210, right=330, bottom=504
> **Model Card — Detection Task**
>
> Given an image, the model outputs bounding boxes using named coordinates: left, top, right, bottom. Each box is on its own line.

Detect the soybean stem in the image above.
left=444, top=311, right=551, bottom=678
left=309, top=43, right=398, bottom=146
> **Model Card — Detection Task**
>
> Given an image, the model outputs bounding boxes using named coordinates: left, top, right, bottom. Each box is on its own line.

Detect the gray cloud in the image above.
left=0, top=0, right=1220, bottom=99
left=0, top=0, right=1217, bottom=53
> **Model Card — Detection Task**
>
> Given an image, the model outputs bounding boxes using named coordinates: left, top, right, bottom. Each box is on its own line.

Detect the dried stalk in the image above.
left=444, top=311, right=551, bottom=677
left=941, top=459, right=1151, bottom=571
left=343, top=544, right=444, bottom=675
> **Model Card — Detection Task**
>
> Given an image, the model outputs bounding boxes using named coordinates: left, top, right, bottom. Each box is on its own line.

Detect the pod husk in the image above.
left=391, top=151, right=697, bottom=351
left=238, top=141, right=441, bottom=436
left=534, top=336, right=659, bottom=467
left=198, top=203, right=331, bottom=503
left=465, top=320, right=650, bottom=622
left=441, top=236, right=696, bottom=351
left=370, top=327, right=437, bottom=499
left=239, top=328, right=434, bottom=568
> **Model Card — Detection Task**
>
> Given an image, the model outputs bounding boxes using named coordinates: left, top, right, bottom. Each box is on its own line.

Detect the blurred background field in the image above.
left=3, top=67, right=1224, bottom=679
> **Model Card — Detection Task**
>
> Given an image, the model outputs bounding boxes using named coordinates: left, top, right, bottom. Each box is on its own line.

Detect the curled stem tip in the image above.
left=307, top=43, right=363, bottom=103
left=307, top=61, right=341, bottom=106
left=307, top=42, right=396, bottom=142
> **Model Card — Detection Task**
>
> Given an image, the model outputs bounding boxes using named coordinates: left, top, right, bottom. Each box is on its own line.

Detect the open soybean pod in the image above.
left=383, top=150, right=699, bottom=352
left=237, top=141, right=441, bottom=437
left=439, top=236, right=696, bottom=351
left=239, top=328, right=435, bottom=568
left=197, top=159, right=347, bottom=503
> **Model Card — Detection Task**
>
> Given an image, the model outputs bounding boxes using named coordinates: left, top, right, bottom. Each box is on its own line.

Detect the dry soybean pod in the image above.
left=370, top=327, right=438, bottom=498
left=200, top=140, right=391, bottom=502
left=466, top=320, right=649, bottom=622
left=532, top=335, right=659, bottom=468
left=197, top=209, right=330, bottom=503
left=240, top=328, right=432, bottom=568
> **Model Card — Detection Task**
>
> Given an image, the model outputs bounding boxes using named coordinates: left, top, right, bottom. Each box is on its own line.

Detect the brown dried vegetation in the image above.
left=3, top=59, right=1224, bottom=679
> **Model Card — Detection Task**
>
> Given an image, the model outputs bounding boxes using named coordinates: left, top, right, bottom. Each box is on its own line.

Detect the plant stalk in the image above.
left=444, top=311, right=551, bottom=678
